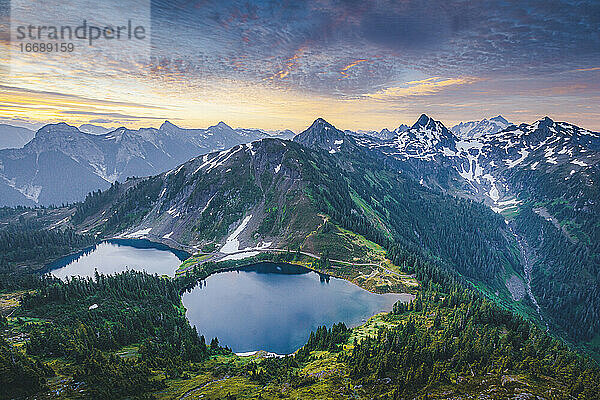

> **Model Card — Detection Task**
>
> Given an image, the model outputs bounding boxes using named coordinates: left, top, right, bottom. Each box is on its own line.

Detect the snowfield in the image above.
left=220, top=215, right=253, bottom=254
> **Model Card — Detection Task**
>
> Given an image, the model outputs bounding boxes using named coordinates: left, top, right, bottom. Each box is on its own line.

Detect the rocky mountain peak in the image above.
left=159, top=120, right=179, bottom=131
left=293, top=118, right=348, bottom=153
left=308, top=118, right=335, bottom=131
left=34, top=122, right=81, bottom=138
left=215, top=121, right=232, bottom=129
left=490, top=115, right=509, bottom=125
left=408, top=114, right=453, bottom=137
left=451, top=115, right=512, bottom=139
left=298, top=118, right=342, bottom=138
left=538, top=116, right=555, bottom=126
left=408, top=114, right=455, bottom=141
left=394, top=124, right=410, bottom=134
left=412, top=114, right=433, bottom=129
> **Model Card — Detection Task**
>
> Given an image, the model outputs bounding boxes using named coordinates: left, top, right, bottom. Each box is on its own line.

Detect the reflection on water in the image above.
left=182, top=262, right=413, bottom=354
left=47, top=239, right=189, bottom=279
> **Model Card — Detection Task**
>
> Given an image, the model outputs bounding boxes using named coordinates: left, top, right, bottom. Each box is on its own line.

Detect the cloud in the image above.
left=3, top=0, right=600, bottom=130
left=366, top=77, right=479, bottom=100
left=89, top=118, right=117, bottom=124
left=0, top=85, right=166, bottom=110
left=339, top=59, right=368, bottom=79
left=146, top=0, right=600, bottom=99
left=59, top=110, right=168, bottom=121
left=359, top=7, right=451, bottom=51
left=572, top=67, right=600, bottom=72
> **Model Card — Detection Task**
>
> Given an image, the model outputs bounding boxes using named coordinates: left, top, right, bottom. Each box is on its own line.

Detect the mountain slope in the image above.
left=293, top=120, right=525, bottom=291
left=72, top=120, right=524, bottom=312
left=349, top=114, right=600, bottom=344
left=0, top=124, right=34, bottom=149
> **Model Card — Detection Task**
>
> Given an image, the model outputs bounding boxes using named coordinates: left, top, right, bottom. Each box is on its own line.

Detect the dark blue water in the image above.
left=182, top=263, right=413, bottom=354
left=46, top=239, right=189, bottom=279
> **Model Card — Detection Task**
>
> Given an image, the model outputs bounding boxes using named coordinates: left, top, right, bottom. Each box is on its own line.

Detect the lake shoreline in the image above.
left=36, top=239, right=416, bottom=356
left=179, top=251, right=418, bottom=297
left=181, top=262, right=410, bottom=354
left=44, top=238, right=189, bottom=279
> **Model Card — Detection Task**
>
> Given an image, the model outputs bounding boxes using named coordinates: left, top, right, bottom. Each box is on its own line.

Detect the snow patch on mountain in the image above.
left=127, top=228, right=152, bottom=238
left=221, top=214, right=253, bottom=254
left=17, top=183, right=43, bottom=202
left=571, top=159, right=588, bottom=167
left=505, top=149, right=529, bottom=168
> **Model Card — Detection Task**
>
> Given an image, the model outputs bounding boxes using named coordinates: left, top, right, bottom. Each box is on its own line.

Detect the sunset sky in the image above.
left=0, top=0, right=599, bottom=132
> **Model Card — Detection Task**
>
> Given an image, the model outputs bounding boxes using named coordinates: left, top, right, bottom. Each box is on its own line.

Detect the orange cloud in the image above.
left=572, top=67, right=600, bottom=72
left=339, top=59, right=368, bottom=78
left=366, top=77, right=479, bottom=100
left=267, top=48, right=306, bottom=80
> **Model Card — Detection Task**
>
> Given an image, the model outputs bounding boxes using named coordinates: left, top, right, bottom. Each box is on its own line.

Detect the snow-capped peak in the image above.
left=407, top=114, right=456, bottom=142
left=411, top=114, right=437, bottom=130
left=490, top=115, right=509, bottom=125
left=451, top=115, right=512, bottom=139
left=370, top=115, right=458, bottom=161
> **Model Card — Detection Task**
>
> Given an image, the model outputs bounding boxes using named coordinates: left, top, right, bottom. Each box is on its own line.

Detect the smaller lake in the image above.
left=46, top=239, right=189, bottom=279
left=182, top=263, right=413, bottom=355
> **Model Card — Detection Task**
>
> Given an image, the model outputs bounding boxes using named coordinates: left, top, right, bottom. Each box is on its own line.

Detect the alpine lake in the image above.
left=47, top=239, right=412, bottom=354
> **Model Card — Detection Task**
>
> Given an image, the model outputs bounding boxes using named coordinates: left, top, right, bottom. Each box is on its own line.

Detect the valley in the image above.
left=4, top=0, right=599, bottom=397
left=39, top=240, right=411, bottom=356
left=510, top=228, right=547, bottom=330
left=0, top=115, right=599, bottom=399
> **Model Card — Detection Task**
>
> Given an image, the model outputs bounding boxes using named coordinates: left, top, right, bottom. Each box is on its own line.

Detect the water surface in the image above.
left=182, top=263, right=413, bottom=354
left=47, top=239, right=188, bottom=279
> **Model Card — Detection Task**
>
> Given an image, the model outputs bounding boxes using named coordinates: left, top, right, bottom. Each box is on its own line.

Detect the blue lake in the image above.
left=182, top=263, right=413, bottom=354
left=46, top=239, right=189, bottom=279
left=48, top=245, right=412, bottom=355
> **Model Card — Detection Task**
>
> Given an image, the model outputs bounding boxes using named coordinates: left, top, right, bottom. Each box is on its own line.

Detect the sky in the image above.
left=0, top=0, right=599, bottom=132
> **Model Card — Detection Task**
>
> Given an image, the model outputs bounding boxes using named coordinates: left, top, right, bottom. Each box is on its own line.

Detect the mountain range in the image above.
left=0, top=121, right=293, bottom=206
left=0, top=115, right=519, bottom=206
left=346, top=116, right=510, bottom=142
left=1, top=112, right=598, bottom=344
left=62, top=113, right=600, bottom=350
